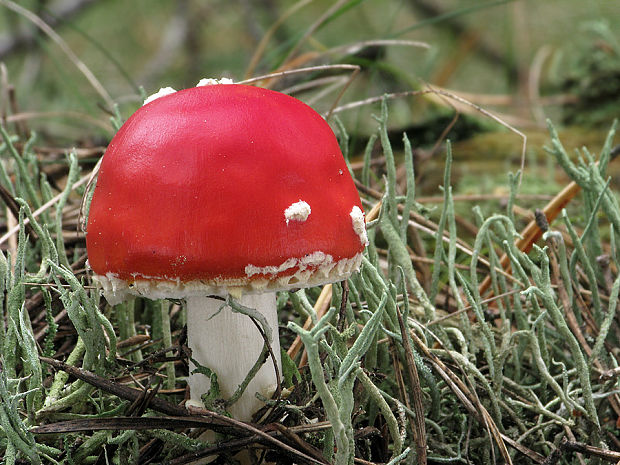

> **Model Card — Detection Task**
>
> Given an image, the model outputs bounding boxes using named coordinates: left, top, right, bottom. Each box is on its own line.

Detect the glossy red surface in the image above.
left=86, top=84, right=364, bottom=282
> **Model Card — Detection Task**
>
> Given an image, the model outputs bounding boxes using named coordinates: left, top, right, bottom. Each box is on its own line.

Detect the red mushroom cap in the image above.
left=86, top=84, right=367, bottom=302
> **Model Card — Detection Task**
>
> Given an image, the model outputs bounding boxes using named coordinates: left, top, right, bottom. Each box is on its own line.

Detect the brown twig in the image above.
left=287, top=284, right=332, bottom=365
left=336, top=280, right=350, bottom=333
left=185, top=405, right=325, bottom=465
left=39, top=356, right=197, bottom=418
left=479, top=143, right=620, bottom=297
left=407, top=327, right=543, bottom=464
left=478, top=180, right=582, bottom=296
left=39, top=356, right=325, bottom=464
left=248, top=315, right=283, bottom=409
left=395, top=307, right=427, bottom=464
left=266, top=423, right=328, bottom=464
left=389, top=339, right=410, bottom=411
left=542, top=438, right=620, bottom=464
left=32, top=410, right=330, bottom=465
left=543, top=213, right=620, bottom=425
left=31, top=416, right=231, bottom=434
left=0, top=182, right=38, bottom=241
left=33, top=413, right=327, bottom=465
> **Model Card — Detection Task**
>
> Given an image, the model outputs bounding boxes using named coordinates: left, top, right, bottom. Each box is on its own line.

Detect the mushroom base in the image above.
left=186, top=293, right=282, bottom=421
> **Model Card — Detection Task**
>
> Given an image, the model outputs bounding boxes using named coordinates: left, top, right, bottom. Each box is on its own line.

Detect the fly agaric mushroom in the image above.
left=86, top=81, right=367, bottom=421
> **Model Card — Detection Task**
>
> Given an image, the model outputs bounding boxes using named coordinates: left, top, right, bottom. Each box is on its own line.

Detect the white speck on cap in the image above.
left=196, top=77, right=234, bottom=87
left=350, top=206, right=368, bottom=246
left=143, top=87, right=177, bottom=106
left=284, top=200, right=311, bottom=225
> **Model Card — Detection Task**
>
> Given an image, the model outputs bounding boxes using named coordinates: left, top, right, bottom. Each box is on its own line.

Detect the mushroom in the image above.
left=86, top=82, right=367, bottom=421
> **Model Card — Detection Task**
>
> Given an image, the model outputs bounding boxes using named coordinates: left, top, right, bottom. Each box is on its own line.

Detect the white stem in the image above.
left=186, top=293, right=282, bottom=421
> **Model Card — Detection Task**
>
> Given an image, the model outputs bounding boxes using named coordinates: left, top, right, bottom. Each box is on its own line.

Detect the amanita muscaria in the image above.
left=86, top=80, right=368, bottom=420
